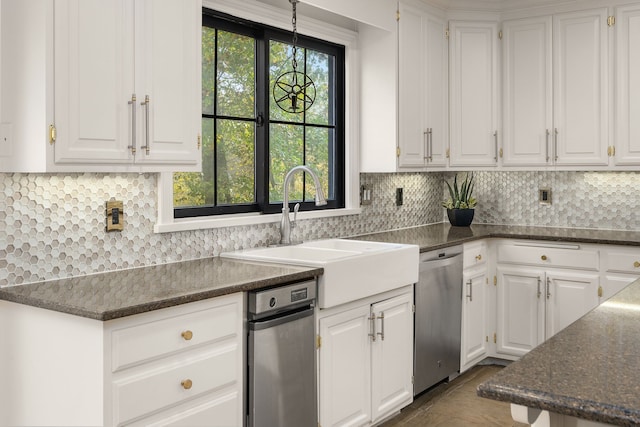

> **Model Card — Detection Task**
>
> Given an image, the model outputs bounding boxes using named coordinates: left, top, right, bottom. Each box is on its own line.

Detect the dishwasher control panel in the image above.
left=249, top=279, right=316, bottom=317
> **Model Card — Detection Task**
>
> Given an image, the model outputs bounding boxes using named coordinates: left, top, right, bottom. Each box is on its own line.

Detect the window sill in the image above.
left=153, top=207, right=362, bottom=233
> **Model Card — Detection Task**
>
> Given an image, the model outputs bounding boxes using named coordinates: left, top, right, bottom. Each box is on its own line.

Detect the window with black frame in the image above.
left=173, top=10, right=345, bottom=219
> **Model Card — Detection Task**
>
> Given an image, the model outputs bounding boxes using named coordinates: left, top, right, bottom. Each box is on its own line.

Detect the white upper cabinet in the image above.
left=502, top=17, right=553, bottom=166
left=449, top=21, right=499, bottom=167
left=397, top=1, right=448, bottom=170
left=54, top=0, right=201, bottom=170
left=614, top=4, right=640, bottom=166
left=502, top=9, right=609, bottom=168
left=0, top=0, right=201, bottom=173
left=552, top=8, right=609, bottom=166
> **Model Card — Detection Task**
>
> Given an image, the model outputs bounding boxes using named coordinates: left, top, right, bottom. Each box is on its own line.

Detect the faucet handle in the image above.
left=292, top=203, right=300, bottom=228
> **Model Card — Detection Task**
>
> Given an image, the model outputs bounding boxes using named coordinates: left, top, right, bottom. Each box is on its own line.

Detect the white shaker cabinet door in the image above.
left=461, top=267, right=488, bottom=372
left=496, top=267, right=545, bottom=358
left=502, top=16, right=553, bottom=167
left=449, top=21, right=499, bottom=167
left=134, top=0, right=201, bottom=167
left=545, top=272, right=599, bottom=339
left=54, top=0, right=134, bottom=164
left=552, top=8, right=609, bottom=166
left=615, top=4, right=640, bottom=165
left=371, top=292, right=413, bottom=422
left=318, top=305, right=372, bottom=427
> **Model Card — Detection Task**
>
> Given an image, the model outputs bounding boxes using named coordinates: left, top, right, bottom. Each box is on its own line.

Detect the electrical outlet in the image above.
left=539, top=188, right=552, bottom=205
left=106, top=200, right=124, bottom=232
left=396, top=188, right=403, bottom=206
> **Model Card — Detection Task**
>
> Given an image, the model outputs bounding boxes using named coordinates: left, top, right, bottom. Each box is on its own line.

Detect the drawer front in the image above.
left=463, top=241, right=487, bottom=268
left=497, top=243, right=598, bottom=271
left=113, top=344, right=238, bottom=425
left=604, top=250, right=640, bottom=274
left=127, top=390, right=241, bottom=427
left=111, top=301, right=239, bottom=372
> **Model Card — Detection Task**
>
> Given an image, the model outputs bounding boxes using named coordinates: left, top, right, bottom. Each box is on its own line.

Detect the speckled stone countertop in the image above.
left=0, top=257, right=322, bottom=321
left=353, top=223, right=640, bottom=252
left=477, top=277, right=640, bottom=426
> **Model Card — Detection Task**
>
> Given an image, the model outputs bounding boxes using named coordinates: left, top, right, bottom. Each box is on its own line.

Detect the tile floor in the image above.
left=381, top=364, right=528, bottom=427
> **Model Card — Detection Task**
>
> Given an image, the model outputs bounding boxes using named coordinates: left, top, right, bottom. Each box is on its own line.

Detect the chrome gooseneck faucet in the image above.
left=280, top=165, right=327, bottom=245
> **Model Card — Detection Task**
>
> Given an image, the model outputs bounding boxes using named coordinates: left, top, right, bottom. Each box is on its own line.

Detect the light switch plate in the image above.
left=106, top=200, right=124, bottom=232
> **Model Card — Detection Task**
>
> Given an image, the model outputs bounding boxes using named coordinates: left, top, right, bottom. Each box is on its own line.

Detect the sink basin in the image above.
left=222, top=239, right=419, bottom=308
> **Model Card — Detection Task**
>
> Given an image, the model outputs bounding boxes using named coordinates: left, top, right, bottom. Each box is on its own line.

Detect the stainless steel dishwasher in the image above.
left=414, top=245, right=463, bottom=396
left=247, top=280, right=317, bottom=427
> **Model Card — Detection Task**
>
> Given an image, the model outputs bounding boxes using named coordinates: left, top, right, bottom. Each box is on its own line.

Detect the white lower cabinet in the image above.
left=496, top=266, right=599, bottom=358
left=0, top=294, right=244, bottom=427
left=318, top=286, right=413, bottom=427
left=460, top=240, right=490, bottom=373
left=461, top=266, right=489, bottom=372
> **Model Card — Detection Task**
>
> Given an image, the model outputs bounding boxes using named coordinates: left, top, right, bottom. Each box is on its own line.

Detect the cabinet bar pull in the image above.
left=377, top=312, right=385, bottom=341
left=546, top=277, right=551, bottom=299
left=181, top=379, right=193, bottom=390
left=554, top=128, right=559, bottom=162
left=128, top=94, right=137, bottom=155
left=368, top=312, right=376, bottom=342
left=537, top=277, right=542, bottom=299
left=181, top=330, right=193, bottom=341
left=140, top=95, right=150, bottom=155
left=428, top=128, right=433, bottom=161
left=545, top=129, right=550, bottom=162
left=494, top=130, right=499, bottom=162
left=423, top=131, right=429, bottom=160
left=466, top=279, right=473, bottom=302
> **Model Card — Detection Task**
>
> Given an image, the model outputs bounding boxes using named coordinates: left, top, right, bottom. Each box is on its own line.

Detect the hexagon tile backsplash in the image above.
left=1, top=171, right=639, bottom=287
left=0, top=172, right=443, bottom=286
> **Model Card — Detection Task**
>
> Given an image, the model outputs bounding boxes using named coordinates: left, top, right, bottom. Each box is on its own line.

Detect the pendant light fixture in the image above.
left=273, top=0, right=316, bottom=113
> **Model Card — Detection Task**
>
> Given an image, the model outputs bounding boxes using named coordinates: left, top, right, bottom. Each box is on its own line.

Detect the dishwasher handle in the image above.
left=249, top=306, right=314, bottom=331
left=420, top=253, right=463, bottom=271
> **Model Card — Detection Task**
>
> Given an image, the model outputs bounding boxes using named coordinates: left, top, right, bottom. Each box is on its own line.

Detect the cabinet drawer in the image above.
left=113, top=344, right=238, bottom=425
left=497, top=243, right=598, bottom=271
left=111, top=301, right=239, bottom=372
left=127, top=390, right=241, bottom=427
left=604, top=249, right=640, bottom=274
left=463, top=241, right=487, bottom=268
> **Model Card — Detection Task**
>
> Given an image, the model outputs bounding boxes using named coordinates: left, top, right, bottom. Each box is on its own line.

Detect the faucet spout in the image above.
left=280, top=165, right=327, bottom=245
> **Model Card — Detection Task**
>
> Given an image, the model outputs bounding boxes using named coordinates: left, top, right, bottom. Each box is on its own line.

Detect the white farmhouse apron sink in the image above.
left=222, top=239, right=419, bottom=308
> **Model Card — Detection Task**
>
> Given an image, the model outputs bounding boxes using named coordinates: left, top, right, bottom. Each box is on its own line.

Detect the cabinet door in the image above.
left=398, top=2, right=427, bottom=168
left=545, top=272, right=599, bottom=339
left=449, top=21, right=499, bottom=167
left=425, top=13, right=449, bottom=167
left=318, top=305, right=371, bottom=427
left=502, top=17, right=553, bottom=166
left=54, top=0, right=134, bottom=163
left=398, top=5, right=448, bottom=169
left=553, top=8, right=608, bottom=166
left=134, top=0, right=201, bottom=167
left=497, top=267, right=544, bottom=358
left=371, top=292, right=413, bottom=422
left=461, top=267, right=488, bottom=372
left=615, top=4, right=640, bottom=165
left=602, top=274, right=637, bottom=303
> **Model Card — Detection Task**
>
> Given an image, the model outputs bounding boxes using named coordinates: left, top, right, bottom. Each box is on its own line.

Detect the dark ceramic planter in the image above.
left=447, top=208, right=475, bottom=227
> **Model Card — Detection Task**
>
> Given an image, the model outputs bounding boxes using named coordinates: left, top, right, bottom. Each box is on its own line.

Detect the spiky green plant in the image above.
left=442, top=173, right=477, bottom=209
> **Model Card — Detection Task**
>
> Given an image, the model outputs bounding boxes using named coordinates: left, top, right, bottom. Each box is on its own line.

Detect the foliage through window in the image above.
left=173, top=10, right=345, bottom=218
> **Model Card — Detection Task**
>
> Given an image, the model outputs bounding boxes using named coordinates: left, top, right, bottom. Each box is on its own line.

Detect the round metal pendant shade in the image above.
left=273, top=0, right=316, bottom=114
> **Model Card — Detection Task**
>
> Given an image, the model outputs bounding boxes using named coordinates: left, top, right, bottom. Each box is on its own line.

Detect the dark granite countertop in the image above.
left=353, top=223, right=640, bottom=252
left=477, top=277, right=640, bottom=426
left=0, top=257, right=322, bottom=321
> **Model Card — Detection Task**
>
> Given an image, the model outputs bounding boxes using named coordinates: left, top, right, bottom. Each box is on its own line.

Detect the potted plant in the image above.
left=442, top=173, right=477, bottom=227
